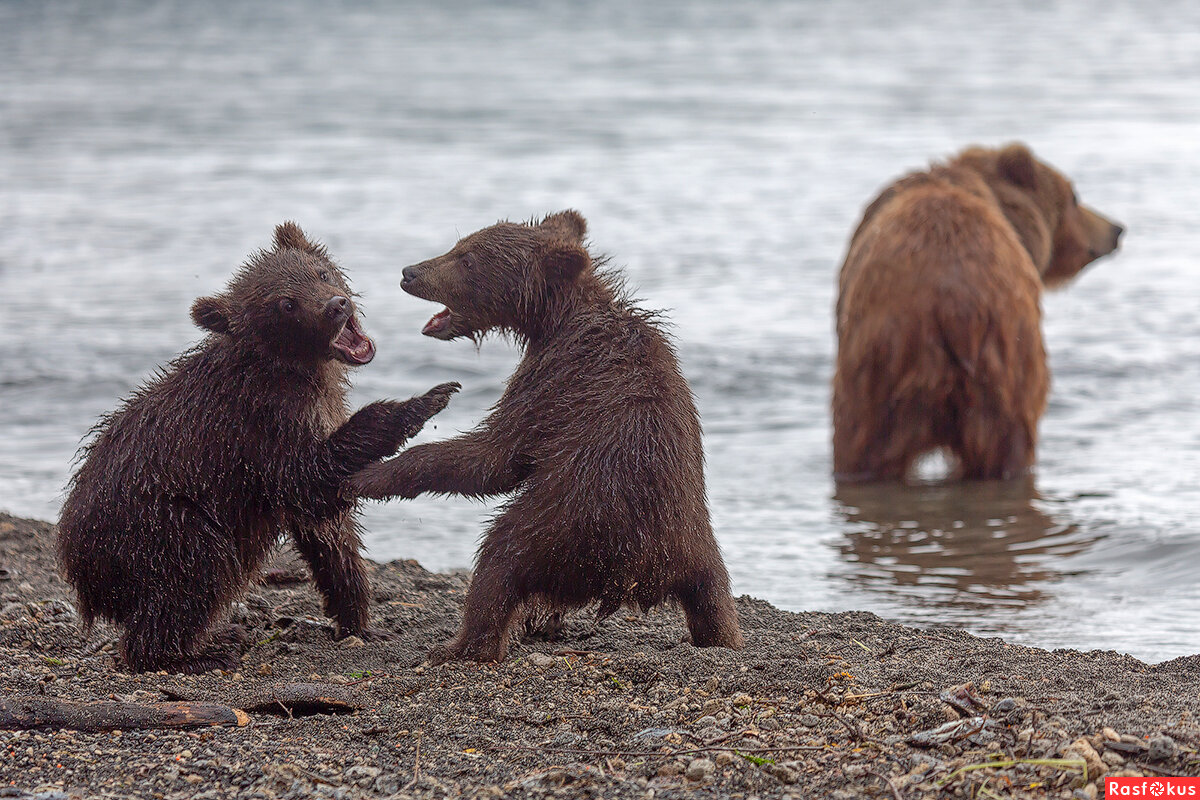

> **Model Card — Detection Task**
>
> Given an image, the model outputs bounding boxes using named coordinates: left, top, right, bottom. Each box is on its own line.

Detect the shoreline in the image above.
left=2, top=511, right=1197, bottom=798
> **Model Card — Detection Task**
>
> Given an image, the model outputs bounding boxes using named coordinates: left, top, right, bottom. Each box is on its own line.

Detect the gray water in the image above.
left=2, top=0, right=1198, bottom=663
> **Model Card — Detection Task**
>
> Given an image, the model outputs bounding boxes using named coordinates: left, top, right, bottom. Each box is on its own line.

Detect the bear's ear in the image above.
left=537, top=210, right=587, bottom=243
left=273, top=220, right=317, bottom=252
left=541, top=241, right=590, bottom=285
left=997, top=143, right=1038, bottom=190
left=190, top=295, right=231, bottom=334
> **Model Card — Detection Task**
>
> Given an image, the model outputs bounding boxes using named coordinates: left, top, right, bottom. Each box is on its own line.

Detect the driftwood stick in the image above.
left=162, top=681, right=362, bottom=716
left=0, top=697, right=249, bottom=731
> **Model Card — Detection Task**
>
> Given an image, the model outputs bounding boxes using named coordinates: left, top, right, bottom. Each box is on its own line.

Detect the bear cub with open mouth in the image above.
left=58, top=222, right=458, bottom=673
left=349, top=210, right=744, bottom=662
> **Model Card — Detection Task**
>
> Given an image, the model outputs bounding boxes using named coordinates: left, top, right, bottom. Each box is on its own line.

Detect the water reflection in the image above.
left=833, top=479, right=1101, bottom=610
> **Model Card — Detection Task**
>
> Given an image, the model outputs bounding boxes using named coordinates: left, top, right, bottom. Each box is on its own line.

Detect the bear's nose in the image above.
left=1112, top=222, right=1125, bottom=244
left=401, top=265, right=419, bottom=284
left=325, top=296, right=351, bottom=318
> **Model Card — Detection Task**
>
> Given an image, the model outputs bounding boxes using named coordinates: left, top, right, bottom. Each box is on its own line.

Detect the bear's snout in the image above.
left=324, top=295, right=351, bottom=322
left=1110, top=221, right=1125, bottom=248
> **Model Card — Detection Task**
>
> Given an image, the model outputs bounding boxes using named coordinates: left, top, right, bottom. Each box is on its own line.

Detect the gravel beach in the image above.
left=1, top=511, right=1197, bottom=799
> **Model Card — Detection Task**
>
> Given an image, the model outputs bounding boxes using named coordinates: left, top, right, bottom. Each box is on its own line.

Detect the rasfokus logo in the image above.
left=1106, top=777, right=1200, bottom=797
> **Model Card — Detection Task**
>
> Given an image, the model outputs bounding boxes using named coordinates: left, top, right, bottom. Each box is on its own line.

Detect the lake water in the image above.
left=2, top=0, right=1198, bottom=663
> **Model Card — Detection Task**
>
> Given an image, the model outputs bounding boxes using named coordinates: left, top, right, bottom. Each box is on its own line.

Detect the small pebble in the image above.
left=694, top=715, right=718, bottom=728
left=339, top=635, right=364, bottom=649
left=799, top=714, right=821, bottom=728
left=685, top=758, right=714, bottom=781
left=657, top=761, right=684, bottom=777
left=527, top=652, right=555, bottom=669
left=714, top=752, right=735, bottom=767
left=1146, top=735, right=1177, bottom=762
left=765, top=763, right=798, bottom=784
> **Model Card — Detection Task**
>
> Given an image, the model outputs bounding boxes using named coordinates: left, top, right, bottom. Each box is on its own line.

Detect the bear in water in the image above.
left=833, top=143, right=1123, bottom=482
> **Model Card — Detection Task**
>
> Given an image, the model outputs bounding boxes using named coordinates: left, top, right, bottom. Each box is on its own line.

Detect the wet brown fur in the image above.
left=833, top=143, right=1123, bottom=483
left=350, top=210, right=744, bottom=662
left=57, top=223, right=458, bottom=673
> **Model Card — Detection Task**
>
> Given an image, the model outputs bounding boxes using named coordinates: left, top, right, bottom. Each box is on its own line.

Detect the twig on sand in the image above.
left=812, top=685, right=867, bottom=743
left=868, top=769, right=906, bottom=800
left=402, top=730, right=423, bottom=791
left=1134, top=761, right=1187, bottom=777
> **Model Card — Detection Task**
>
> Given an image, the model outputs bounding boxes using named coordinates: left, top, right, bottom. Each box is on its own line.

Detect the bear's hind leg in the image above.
left=955, top=403, right=1035, bottom=480
left=120, top=606, right=240, bottom=675
left=431, top=514, right=534, bottom=664
left=291, top=512, right=377, bottom=639
left=674, top=566, right=744, bottom=650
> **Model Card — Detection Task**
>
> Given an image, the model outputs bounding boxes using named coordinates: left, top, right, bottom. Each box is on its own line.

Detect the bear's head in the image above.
left=956, top=143, right=1123, bottom=288
left=399, top=210, right=591, bottom=341
left=190, top=222, right=376, bottom=365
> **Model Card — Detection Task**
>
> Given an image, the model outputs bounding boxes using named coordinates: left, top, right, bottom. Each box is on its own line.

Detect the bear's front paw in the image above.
left=401, top=381, right=461, bottom=434
left=343, top=460, right=420, bottom=501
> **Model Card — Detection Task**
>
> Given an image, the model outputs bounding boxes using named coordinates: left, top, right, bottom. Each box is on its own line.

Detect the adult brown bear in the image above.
left=349, top=211, right=744, bottom=663
left=833, top=143, right=1123, bottom=482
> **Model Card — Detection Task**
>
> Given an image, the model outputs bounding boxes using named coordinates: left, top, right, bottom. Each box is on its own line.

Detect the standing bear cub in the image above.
left=350, top=211, right=744, bottom=662
left=833, top=143, right=1123, bottom=482
left=58, top=222, right=459, bottom=673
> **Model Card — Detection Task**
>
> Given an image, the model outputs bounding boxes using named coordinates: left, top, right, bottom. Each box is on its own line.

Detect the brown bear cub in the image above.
left=833, top=143, right=1123, bottom=483
left=349, top=211, right=744, bottom=662
left=57, top=222, right=459, bottom=673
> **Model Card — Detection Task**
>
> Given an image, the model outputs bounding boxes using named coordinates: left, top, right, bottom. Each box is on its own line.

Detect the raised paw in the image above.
left=403, top=381, right=461, bottom=431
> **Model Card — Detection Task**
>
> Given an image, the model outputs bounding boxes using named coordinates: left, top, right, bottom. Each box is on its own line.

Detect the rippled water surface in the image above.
left=3, top=0, right=1198, bottom=662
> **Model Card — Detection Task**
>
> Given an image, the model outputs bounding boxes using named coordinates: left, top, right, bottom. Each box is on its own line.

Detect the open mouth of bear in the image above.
left=332, top=314, right=376, bottom=365
left=422, top=308, right=454, bottom=338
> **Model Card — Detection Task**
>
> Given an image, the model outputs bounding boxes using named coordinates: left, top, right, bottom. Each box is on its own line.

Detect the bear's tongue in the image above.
left=333, top=315, right=376, bottom=365
left=423, top=308, right=451, bottom=337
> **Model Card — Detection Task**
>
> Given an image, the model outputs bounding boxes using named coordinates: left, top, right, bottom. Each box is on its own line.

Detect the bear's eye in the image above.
left=461, top=253, right=474, bottom=271
left=318, top=269, right=332, bottom=283
left=279, top=298, right=297, bottom=315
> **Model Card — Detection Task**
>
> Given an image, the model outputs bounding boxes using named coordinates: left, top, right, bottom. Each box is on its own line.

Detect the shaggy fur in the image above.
left=349, top=210, right=744, bottom=662
left=833, top=143, right=1123, bottom=482
left=57, top=222, right=458, bottom=673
